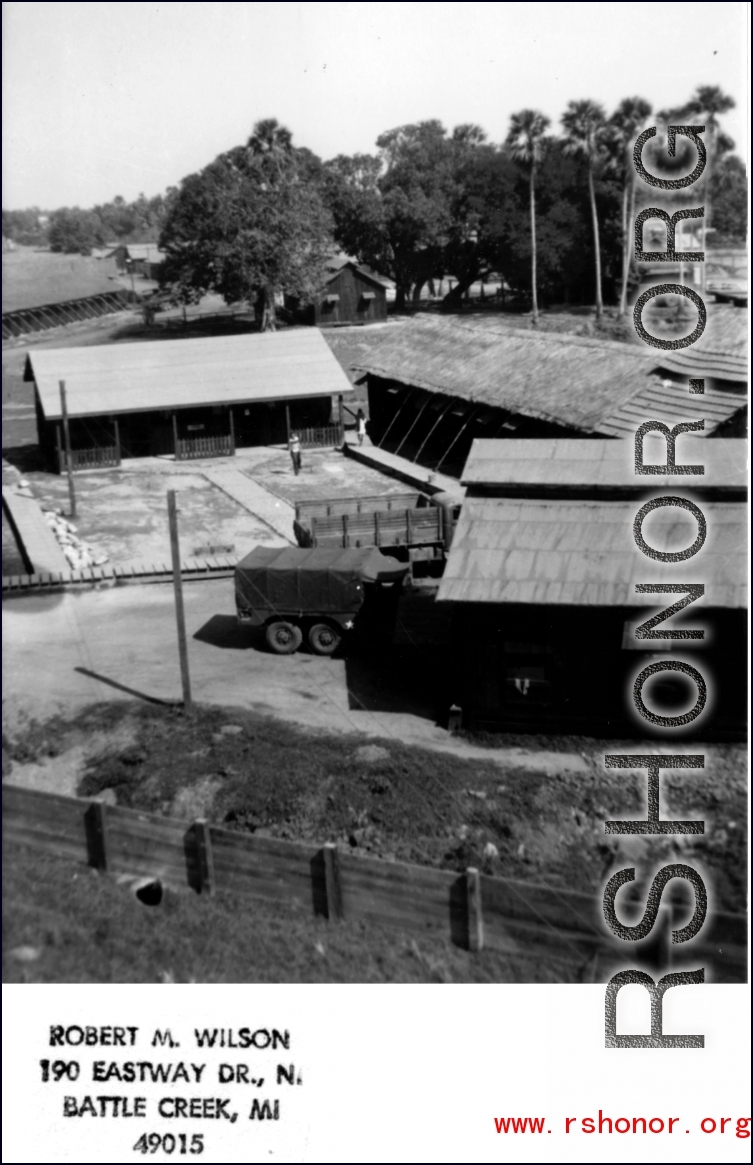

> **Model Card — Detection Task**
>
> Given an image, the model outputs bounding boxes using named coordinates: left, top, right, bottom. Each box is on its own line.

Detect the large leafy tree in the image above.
left=606, top=97, right=653, bottom=317
left=561, top=100, right=609, bottom=320
left=506, top=109, right=550, bottom=325
left=48, top=207, right=101, bottom=254
left=324, top=121, right=497, bottom=309
left=159, top=119, right=334, bottom=330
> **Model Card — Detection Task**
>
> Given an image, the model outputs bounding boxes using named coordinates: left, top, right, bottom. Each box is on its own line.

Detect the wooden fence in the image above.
left=60, top=445, right=121, bottom=472
left=2, top=292, right=131, bottom=340
left=3, top=783, right=746, bottom=982
left=175, top=434, right=234, bottom=461
left=297, top=425, right=343, bottom=450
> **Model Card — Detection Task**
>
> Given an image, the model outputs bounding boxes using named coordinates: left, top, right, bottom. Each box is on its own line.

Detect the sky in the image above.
left=2, top=1, right=748, bottom=209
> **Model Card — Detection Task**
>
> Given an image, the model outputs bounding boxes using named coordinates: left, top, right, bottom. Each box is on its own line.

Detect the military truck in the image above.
left=234, top=545, right=409, bottom=655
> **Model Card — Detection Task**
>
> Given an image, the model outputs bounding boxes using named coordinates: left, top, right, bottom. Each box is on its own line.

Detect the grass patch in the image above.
left=3, top=838, right=560, bottom=984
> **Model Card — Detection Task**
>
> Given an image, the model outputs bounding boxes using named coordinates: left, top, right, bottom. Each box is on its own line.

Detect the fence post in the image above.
left=59, top=380, right=76, bottom=517
left=338, top=394, right=345, bottom=445
left=167, top=490, right=192, bottom=711
left=194, top=818, right=215, bottom=896
left=85, top=800, right=109, bottom=871
left=466, top=866, right=484, bottom=952
left=323, top=842, right=343, bottom=921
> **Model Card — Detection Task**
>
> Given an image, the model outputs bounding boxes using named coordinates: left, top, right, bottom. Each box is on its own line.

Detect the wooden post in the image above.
left=167, top=490, right=192, bottom=710
left=337, top=393, right=345, bottom=445
left=59, top=380, right=76, bottom=516
left=323, top=842, right=343, bottom=921
left=172, top=413, right=179, bottom=460
left=466, top=866, right=484, bottom=951
left=228, top=408, right=236, bottom=455
left=56, top=423, right=64, bottom=475
left=285, top=404, right=291, bottom=446
left=342, top=513, right=350, bottom=548
left=194, top=818, right=215, bottom=895
left=113, top=416, right=121, bottom=465
left=85, top=800, right=109, bottom=871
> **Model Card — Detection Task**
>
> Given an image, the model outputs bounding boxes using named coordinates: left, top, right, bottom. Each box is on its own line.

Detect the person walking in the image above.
left=288, top=432, right=302, bottom=475
left=356, top=408, right=367, bottom=446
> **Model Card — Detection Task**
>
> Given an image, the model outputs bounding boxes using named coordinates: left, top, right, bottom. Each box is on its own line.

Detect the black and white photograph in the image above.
left=2, top=3, right=749, bottom=1161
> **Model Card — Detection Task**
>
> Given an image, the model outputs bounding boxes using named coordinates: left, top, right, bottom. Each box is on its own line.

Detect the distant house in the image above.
left=352, top=315, right=748, bottom=477
left=108, top=243, right=166, bottom=281
left=436, top=437, right=747, bottom=738
left=26, top=328, right=353, bottom=471
left=286, top=259, right=389, bottom=327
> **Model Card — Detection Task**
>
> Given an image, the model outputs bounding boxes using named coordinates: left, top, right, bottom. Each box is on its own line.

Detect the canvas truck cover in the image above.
left=234, top=546, right=409, bottom=622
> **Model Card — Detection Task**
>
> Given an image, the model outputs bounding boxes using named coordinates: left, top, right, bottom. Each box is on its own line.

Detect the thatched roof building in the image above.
left=354, top=316, right=747, bottom=477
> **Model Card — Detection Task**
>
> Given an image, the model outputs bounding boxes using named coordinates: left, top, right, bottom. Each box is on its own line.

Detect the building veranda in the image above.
left=26, top=328, right=354, bottom=471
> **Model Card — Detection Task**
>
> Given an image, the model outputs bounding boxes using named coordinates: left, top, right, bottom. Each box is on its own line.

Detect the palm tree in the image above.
left=607, top=97, right=652, bottom=318
left=561, top=100, right=608, bottom=321
left=663, top=86, right=735, bottom=290
left=506, top=109, right=550, bottom=325
left=246, top=119, right=296, bottom=330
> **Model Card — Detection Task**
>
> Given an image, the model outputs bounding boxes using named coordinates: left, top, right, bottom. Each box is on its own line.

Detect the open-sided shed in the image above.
left=353, top=315, right=748, bottom=476
left=26, top=328, right=354, bottom=471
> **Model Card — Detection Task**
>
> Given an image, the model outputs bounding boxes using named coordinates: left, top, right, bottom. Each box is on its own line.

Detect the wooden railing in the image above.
left=297, top=425, right=343, bottom=450
left=175, top=434, right=234, bottom=461
left=4, top=783, right=746, bottom=981
left=61, top=445, right=121, bottom=472
left=297, top=507, right=443, bottom=550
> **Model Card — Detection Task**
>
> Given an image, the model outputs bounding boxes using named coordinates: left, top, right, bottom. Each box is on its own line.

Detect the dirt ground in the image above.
left=241, top=444, right=415, bottom=507
left=13, top=462, right=286, bottom=566
left=3, top=700, right=747, bottom=915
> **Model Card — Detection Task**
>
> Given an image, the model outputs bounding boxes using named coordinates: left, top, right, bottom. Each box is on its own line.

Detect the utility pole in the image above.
left=59, top=380, right=76, bottom=518
left=167, top=490, right=192, bottom=711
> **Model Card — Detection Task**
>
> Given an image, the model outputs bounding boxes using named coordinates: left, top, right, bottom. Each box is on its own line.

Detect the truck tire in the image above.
left=265, top=620, right=303, bottom=654
left=307, top=622, right=343, bottom=656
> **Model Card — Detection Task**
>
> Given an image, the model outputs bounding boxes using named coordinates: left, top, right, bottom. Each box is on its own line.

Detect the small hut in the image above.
left=287, top=259, right=389, bottom=327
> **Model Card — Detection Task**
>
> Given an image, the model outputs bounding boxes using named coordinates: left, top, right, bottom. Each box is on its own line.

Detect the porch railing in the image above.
left=297, top=424, right=343, bottom=450
left=175, top=434, right=235, bottom=461
left=61, top=445, right=121, bottom=472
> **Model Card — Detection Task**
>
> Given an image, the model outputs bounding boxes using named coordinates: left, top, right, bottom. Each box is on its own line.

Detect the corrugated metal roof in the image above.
left=653, top=305, right=747, bottom=384
left=27, top=329, right=354, bottom=420
left=598, top=377, right=747, bottom=437
left=437, top=497, right=747, bottom=607
left=324, top=259, right=390, bottom=290
left=462, top=438, right=747, bottom=493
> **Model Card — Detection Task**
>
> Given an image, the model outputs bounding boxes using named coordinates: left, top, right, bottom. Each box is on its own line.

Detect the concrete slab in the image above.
left=2, top=486, right=69, bottom=572
left=345, top=444, right=464, bottom=499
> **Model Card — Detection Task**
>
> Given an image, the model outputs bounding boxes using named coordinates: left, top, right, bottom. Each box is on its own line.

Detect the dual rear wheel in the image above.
left=265, top=620, right=342, bottom=657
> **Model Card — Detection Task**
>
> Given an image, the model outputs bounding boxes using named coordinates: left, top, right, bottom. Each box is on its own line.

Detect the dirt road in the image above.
left=2, top=579, right=589, bottom=773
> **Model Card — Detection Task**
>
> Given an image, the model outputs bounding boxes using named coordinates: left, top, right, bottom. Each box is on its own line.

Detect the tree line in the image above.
left=2, top=192, right=172, bottom=253
left=4, top=87, right=745, bottom=331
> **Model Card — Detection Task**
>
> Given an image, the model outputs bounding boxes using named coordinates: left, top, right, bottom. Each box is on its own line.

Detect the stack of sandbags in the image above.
left=42, top=509, right=109, bottom=569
